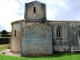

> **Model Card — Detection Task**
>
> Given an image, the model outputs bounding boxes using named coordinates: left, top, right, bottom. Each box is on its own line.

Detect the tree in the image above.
left=1, top=30, right=8, bottom=34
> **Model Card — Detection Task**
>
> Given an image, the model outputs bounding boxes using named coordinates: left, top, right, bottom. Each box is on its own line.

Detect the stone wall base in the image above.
left=21, top=53, right=52, bottom=57
left=10, top=49, right=20, bottom=53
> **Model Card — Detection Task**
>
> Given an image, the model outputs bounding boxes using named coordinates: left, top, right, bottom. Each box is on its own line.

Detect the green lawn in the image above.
left=0, top=44, right=9, bottom=52
left=0, top=53, right=80, bottom=60
left=0, top=44, right=80, bottom=60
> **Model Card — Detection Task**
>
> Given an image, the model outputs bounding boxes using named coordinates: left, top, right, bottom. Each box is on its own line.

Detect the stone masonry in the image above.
left=11, top=1, right=80, bottom=56
left=24, top=1, right=46, bottom=20
left=21, top=22, right=52, bottom=56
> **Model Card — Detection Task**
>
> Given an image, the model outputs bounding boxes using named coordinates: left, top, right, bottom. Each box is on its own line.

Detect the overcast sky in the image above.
left=0, top=0, right=80, bottom=32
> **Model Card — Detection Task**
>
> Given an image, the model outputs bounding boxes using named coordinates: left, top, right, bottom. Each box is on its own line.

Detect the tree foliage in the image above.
left=1, top=30, right=8, bottom=34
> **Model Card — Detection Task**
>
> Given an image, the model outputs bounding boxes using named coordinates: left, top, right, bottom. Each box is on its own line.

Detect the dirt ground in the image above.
left=0, top=49, right=21, bottom=56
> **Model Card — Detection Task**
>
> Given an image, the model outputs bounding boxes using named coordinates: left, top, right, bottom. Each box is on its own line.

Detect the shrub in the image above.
left=1, top=34, right=11, bottom=37
left=0, top=38, right=10, bottom=44
left=41, top=17, right=47, bottom=23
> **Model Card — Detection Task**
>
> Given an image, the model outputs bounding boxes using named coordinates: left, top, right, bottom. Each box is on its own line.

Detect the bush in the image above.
left=1, top=34, right=11, bottom=37
left=0, top=38, right=10, bottom=44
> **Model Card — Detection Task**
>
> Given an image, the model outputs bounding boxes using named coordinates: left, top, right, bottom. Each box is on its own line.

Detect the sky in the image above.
left=0, top=0, right=80, bottom=32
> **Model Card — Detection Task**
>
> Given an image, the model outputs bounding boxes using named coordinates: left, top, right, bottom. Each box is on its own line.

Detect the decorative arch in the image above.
left=56, top=26, right=61, bottom=37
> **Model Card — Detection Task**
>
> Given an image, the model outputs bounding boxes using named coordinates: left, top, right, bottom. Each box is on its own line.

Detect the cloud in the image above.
left=0, top=0, right=80, bottom=31
left=0, top=24, right=5, bottom=31
left=40, top=0, right=69, bottom=20
left=54, top=0, right=80, bottom=20
left=0, top=0, right=23, bottom=31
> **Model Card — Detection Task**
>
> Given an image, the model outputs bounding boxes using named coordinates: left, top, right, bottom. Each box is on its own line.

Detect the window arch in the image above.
left=34, top=7, right=36, bottom=13
left=56, top=26, right=61, bottom=37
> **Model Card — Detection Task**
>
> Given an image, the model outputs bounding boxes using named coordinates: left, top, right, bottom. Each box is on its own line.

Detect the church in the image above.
left=11, top=1, right=80, bottom=56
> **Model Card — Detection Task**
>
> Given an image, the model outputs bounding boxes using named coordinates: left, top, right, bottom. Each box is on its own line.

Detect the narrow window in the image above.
left=56, top=27, right=61, bottom=37
left=34, top=7, right=36, bottom=13
left=15, top=30, right=16, bottom=37
left=58, top=29, right=61, bottom=37
left=56, top=29, right=58, bottom=37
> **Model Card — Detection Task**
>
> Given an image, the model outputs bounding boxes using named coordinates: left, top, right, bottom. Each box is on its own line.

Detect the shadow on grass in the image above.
left=23, top=52, right=80, bottom=58
left=22, top=53, right=70, bottom=58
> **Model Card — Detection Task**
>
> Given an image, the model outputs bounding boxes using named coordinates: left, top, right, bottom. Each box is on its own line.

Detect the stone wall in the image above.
left=21, top=23, right=52, bottom=56
left=69, top=22, right=79, bottom=50
left=11, top=20, right=80, bottom=55
left=48, top=21, right=80, bottom=52
left=48, top=21, right=70, bottom=51
left=24, top=1, right=46, bottom=20
left=11, top=22, right=21, bottom=53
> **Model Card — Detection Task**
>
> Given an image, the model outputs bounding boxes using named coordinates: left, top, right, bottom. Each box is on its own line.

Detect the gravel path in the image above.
left=0, top=49, right=21, bottom=56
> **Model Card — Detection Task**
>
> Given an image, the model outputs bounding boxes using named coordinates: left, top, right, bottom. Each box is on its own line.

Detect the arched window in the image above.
left=34, top=7, right=36, bottom=13
left=56, top=26, right=61, bottom=37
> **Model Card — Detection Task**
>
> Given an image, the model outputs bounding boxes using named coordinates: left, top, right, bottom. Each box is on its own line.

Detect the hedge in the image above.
left=0, top=37, right=11, bottom=44
left=1, top=34, right=11, bottom=37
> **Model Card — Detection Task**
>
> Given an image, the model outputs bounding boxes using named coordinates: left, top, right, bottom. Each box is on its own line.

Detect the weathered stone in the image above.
left=11, top=22, right=21, bottom=53
left=48, top=21, right=80, bottom=51
left=24, top=1, right=46, bottom=20
left=21, top=23, right=52, bottom=56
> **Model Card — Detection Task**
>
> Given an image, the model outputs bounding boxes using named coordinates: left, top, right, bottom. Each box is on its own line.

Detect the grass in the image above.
left=0, top=44, right=9, bottom=52
left=0, top=53, right=80, bottom=60
left=0, top=44, right=80, bottom=60
left=0, top=37, right=11, bottom=38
